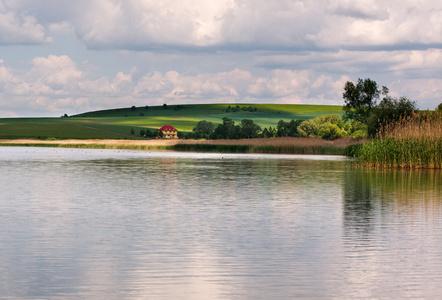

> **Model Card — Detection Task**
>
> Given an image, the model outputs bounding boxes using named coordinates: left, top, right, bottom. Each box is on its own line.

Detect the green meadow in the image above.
left=0, top=103, right=343, bottom=139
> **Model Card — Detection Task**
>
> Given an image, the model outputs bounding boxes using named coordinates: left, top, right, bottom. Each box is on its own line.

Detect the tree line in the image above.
left=133, top=77, right=437, bottom=140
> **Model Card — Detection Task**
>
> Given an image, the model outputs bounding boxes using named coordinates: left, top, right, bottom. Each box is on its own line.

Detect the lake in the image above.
left=0, top=147, right=441, bottom=299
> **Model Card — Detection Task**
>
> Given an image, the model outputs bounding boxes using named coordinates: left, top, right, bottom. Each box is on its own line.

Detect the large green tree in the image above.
left=193, top=120, right=215, bottom=135
left=343, top=78, right=418, bottom=137
left=212, top=117, right=239, bottom=139
left=240, top=119, right=261, bottom=139
left=342, top=78, right=386, bottom=125
left=367, top=96, right=417, bottom=137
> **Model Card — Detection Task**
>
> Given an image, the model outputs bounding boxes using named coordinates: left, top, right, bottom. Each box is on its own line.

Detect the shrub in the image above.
left=319, top=124, right=343, bottom=140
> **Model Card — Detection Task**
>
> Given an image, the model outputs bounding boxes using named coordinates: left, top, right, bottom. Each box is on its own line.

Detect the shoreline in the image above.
left=0, top=137, right=364, bottom=155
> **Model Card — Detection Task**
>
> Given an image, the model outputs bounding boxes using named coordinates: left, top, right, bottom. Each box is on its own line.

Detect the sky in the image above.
left=0, top=0, right=441, bottom=117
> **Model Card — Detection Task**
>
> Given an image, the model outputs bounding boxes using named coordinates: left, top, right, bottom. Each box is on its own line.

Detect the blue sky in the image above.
left=0, top=0, right=441, bottom=117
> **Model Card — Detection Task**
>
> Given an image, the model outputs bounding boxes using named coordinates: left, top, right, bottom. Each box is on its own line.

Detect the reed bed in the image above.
left=357, top=110, right=442, bottom=168
left=172, top=143, right=346, bottom=155
left=0, top=137, right=358, bottom=155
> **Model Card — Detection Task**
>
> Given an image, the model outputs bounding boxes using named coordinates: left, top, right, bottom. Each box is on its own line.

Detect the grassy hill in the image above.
left=0, top=103, right=343, bottom=139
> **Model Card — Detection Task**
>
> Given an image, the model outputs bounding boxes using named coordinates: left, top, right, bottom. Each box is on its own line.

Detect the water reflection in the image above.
left=341, top=168, right=442, bottom=298
left=343, top=168, right=442, bottom=233
left=1, top=147, right=442, bottom=299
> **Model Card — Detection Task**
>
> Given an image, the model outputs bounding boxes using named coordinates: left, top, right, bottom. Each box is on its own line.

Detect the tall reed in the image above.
left=357, top=110, right=442, bottom=168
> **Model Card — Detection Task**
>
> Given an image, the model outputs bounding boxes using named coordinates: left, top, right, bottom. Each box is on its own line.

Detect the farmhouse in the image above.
left=159, top=125, right=178, bottom=139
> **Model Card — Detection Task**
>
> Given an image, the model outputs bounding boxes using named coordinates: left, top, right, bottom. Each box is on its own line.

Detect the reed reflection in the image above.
left=343, top=168, right=442, bottom=237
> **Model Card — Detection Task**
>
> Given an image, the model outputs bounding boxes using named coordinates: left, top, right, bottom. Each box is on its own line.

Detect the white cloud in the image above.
left=0, top=54, right=352, bottom=116
left=0, top=1, right=52, bottom=45
left=389, top=79, right=442, bottom=109
left=1, top=0, right=442, bottom=51
left=316, top=0, right=442, bottom=49
left=1, top=1, right=442, bottom=116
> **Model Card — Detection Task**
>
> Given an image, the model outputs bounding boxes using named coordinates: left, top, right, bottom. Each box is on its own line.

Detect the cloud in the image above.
left=326, top=0, right=389, bottom=20
left=1, top=0, right=442, bottom=51
left=316, top=0, right=442, bottom=49
left=0, top=53, right=441, bottom=116
left=0, top=54, right=353, bottom=116
left=389, top=79, right=442, bottom=109
left=1, top=1, right=442, bottom=116
left=0, top=1, right=52, bottom=45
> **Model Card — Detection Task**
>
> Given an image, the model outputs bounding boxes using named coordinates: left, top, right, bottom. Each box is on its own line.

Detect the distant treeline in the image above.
left=133, top=114, right=367, bottom=141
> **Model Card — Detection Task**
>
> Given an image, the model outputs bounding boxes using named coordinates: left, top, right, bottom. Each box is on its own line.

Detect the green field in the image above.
left=0, top=103, right=343, bottom=139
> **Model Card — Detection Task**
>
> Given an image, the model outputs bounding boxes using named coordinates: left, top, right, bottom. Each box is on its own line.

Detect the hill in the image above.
left=0, top=103, right=343, bottom=140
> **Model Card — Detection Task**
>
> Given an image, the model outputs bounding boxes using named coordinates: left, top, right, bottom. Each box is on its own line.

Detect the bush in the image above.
left=351, top=129, right=367, bottom=138
left=319, top=124, right=343, bottom=140
left=298, top=119, right=320, bottom=137
left=297, top=114, right=350, bottom=139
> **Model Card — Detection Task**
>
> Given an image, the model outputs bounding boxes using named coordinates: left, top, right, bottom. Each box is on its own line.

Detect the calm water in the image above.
left=0, top=147, right=441, bottom=299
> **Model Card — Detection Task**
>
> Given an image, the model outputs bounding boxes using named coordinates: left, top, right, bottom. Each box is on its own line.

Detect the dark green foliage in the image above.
left=367, top=96, right=417, bottom=137
left=139, top=129, right=146, bottom=136
left=211, top=118, right=260, bottom=139
left=139, top=113, right=144, bottom=116
left=344, top=144, right=363, bottom=157
left=171, top=144, right=346, bottom=155
left=343, top=78, right=383, bottom=124
left=276, top=119, right=305, bottom=137
left=193, top=120, right=215, bottom=136
left=145, top=105, right=149, bottom=110
left=130, top=128, right=135, bottom=135
left=211, top=117, right=238, bottom=139
left=261, top=127, right=277, bottom=138
left=131, top=106, right=136, bottom=111
left=225, top=105, right=257, bottom=113
left=240, top=119, right=261, bottom=138
left=343, top=78, right=418, bottom=137
left=438, top=103, right=442, bottom=111
left=277, top=120, right=288, bottom=137
left=163, top=103, right=168, bottom=109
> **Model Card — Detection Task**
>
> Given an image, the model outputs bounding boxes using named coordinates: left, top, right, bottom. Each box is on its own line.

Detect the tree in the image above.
left=343, top=78, right=383, bottom=125
left=277, top=120, right=288, bottom=137
left=212, top=117, right=238, bottom=139
left=163, top=103, right=168, bottom=109
left=193, top=120, right=215, bottom=136
left=131, top=105, right=136, bottom=111
left=438, top=103, right=442, bottom=111
left=140, top=129, right=146, bottom=136
left=288, top=119, right=304, bottom=137
left=319, top=124, right=343, bottom=140
left=298, top=119, right=320, bottom=137
left=130, top=128, right=135, bottom=135
left=367, top=96, right=417, bottom=137
left=240, top=119, right=261, bottom=139
left=298, top=114, right=348, bottom=139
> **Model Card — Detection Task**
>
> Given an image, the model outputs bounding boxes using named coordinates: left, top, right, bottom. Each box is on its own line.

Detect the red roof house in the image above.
left=159, top=125, right=178, bottom=139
